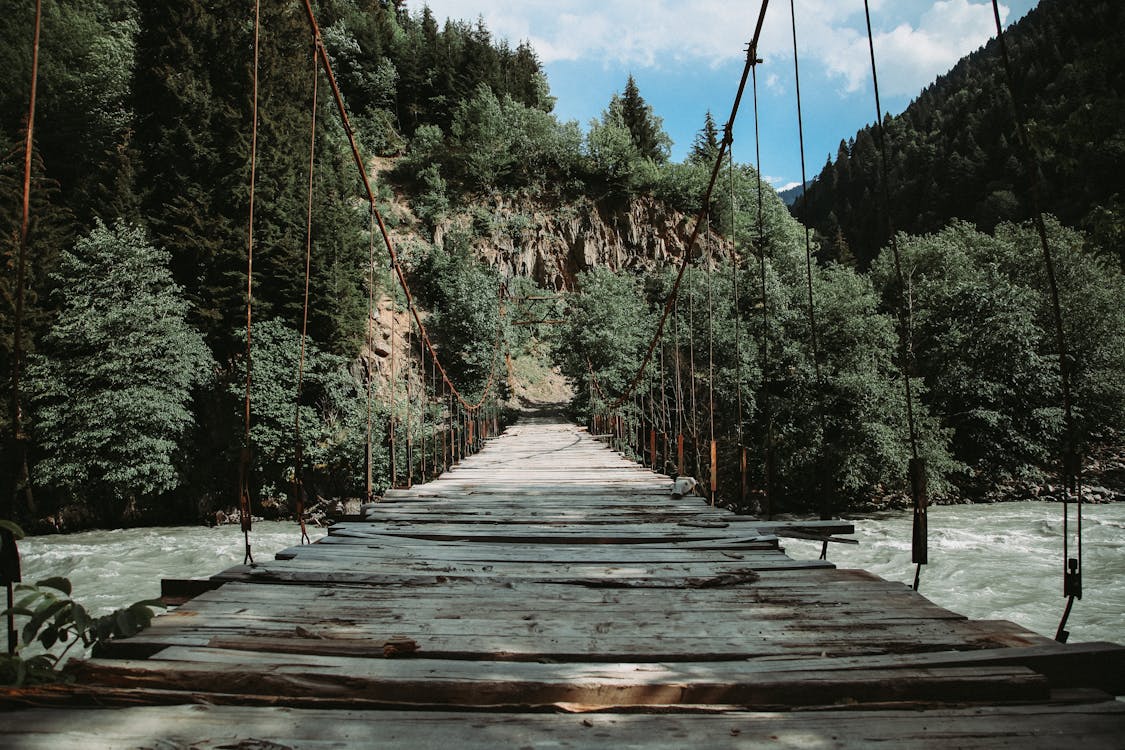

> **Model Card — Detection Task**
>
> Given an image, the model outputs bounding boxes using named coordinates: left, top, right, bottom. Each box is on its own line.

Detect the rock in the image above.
left=435, top=195, right=729, bottom=290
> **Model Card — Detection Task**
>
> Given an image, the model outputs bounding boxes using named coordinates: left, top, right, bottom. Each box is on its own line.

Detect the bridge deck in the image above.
left=2, top=415, right=1123, bottom=748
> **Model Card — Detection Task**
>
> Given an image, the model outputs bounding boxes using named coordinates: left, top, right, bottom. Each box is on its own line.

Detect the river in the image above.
left=13, top=502, right=1124, bottom=645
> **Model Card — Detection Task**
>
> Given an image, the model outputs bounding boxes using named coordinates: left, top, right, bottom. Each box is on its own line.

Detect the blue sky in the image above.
left=417, top=1, right=1040, bottom=189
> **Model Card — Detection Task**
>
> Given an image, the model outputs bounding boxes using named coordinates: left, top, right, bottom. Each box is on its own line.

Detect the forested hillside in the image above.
left=0, top=0, right=559, bottom=527
left=794, top=0, right=1125, bottom=268
left=1, top=0, right=1123, bottom=529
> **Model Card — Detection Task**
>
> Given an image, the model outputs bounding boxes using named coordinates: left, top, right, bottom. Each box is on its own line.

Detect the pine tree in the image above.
left=131, top=0, right=248, bottom=355
left=689, top=110, right=720, bottom=164
left=620, top=75, right=670, bottom=163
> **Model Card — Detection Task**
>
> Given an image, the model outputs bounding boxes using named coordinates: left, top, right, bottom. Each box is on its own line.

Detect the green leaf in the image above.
left=21, top=620, right=38, bottom=647
left=4, top=606, right=36, bottom=617
left=114, top=609, right=138, bottom=638
left=71, top=603, right=89, bottom=637
left=36, top=577, right=72, bottom=596
left=0, top=520, right=25, bottom=539
left=25, top=599, right=69, bottom=643
left=131, top=599, right=167, bottom=610
left=39, top=626, right=58, bottom=650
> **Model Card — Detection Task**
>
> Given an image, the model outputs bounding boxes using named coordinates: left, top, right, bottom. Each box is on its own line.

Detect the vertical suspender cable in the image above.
left=751, top=64, right=773, bottom=520
left=431, top=354, right=438, bottom=476
left=6, top=0, right=41, bottom=657
left=293, top=40, right=318, bottom=545
left=863, top=0, right=926, bottom=588
left=659, top=329, right=669, bottom=471
left=420, top=322, right=427, bottom=482
left=365, top=206, right=376, bottom=502
left=10, top=0, right=42, bottom=517
left=730, top=146, right=747, bottom=510
left=706, top=219, right=717, bottom=504
left=237, top=0, right=262, bottom=565
left=389, top=300, right=398, bottom=486
left=674, top=295, right=685, bottom=475
left=789, top=0, right=830, bottom=521
left=987, top=0, right=1082, bottom=640
left=405, top=318, right=413, bottom=487
left=648, top=382, right=657, bottom=470
left=684, top=263, right=693, bottom=474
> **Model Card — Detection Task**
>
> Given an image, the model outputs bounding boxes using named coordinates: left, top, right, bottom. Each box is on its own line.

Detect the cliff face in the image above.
left=432, top=195, right=727, bottom=290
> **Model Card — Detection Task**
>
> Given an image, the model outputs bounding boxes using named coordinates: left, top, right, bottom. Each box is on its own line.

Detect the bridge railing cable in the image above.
left=236, top=0, right=263, bottom=565
left=862, top=0, right=928, bottom=589
left=297, top=0, right=504, bottom=419
left=605, top=2, right=771, bottom=413
left=987, top=0, right=1083, bottom=642
left=587, top=2, right=772, bottom=510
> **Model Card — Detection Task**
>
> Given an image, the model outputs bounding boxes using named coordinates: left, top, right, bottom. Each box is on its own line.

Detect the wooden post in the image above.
left=677, top=433, right=685, bottom=476
left=910, top=457, right=928, bottom=564
left=709, top=439, right=718, bottom=505
left=1, top=527, right=20, bottom=656
left=740, top=445, right=748, bottom=511
left=364, top=438, right=372, bottom=503
left=649, top=428, right=657, bottom=471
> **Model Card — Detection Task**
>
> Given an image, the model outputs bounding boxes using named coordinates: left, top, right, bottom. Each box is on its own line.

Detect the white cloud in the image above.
left=416, top=1, right=1010, bottom=95
left=417, top=1, right=768, bottom=67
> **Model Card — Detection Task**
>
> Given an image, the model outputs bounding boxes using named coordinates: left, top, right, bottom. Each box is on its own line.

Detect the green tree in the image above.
left=557, top=267, right=656, bottom=414
left=0, top=0, right=139, bottom=227
left=585, top=98, right=658, bottom=197
left=412, top=234, right=504, bottom=401
left=620, top=74, right=670, bottom=163
left=689, top=110, right=720, bottom=165
left=871, top=219, right=1125, bottom=489
left=25, top=221, right=214, bottom=522
left=131, top=0, right=249, bottom=354
left=229, top=318, right=381, bottom=505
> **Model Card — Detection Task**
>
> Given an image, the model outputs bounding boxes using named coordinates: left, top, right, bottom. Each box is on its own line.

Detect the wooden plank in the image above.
left=1, top=702, right=1123, bottom=749
left=70, top=656, right=1049, bottom=708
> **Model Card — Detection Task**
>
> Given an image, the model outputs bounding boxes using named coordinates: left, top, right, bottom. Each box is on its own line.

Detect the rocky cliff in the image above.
left=432, top=195, right=729, bottom=290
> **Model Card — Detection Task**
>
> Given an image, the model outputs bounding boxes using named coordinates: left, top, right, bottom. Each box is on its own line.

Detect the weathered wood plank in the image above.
left=70, top=657, right=1050, bottom=708
left=1, top=702, right=1123, bottom=749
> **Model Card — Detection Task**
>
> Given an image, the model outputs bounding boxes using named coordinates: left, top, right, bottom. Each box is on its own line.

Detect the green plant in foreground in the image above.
left=1, top=521, right=165, bottom=686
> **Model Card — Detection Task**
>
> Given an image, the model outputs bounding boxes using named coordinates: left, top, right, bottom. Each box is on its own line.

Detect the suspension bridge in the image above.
left=1, top=412, right=1123, bottom=746
left=4, top=0, right=1124, bottom=745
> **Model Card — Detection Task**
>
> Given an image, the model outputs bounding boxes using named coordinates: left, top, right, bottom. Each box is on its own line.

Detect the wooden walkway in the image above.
left=2, top=414, right=1123, bottom=748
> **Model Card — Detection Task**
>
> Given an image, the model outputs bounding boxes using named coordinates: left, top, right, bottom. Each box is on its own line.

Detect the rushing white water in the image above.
left=786, top=501, right=1125, bottom=644
left=14, top=522, right=325, bottom=615
left=12, top=503, right=1124, bottom=645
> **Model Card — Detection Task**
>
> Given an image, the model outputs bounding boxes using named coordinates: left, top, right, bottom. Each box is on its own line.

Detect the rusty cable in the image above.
left=751, top=63, right=773, bottom=519
left=293, top=38, right=318, bottom=545
left=607, top=1, right=771, bottom=410
left=237, top=0, right=263, bottom=565
left=10, top=0, right=42, bottom=517
left=863, top=0, right=926, bottom=583
left=988, top=0, right=1082, bottom=638
left=299, top=1, right=501, bottom=414
left=789, top=0, right=831, bottom=522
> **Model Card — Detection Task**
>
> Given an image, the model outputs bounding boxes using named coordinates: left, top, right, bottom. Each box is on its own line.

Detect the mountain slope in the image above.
left=793, top=0, right=1125, bottom=267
